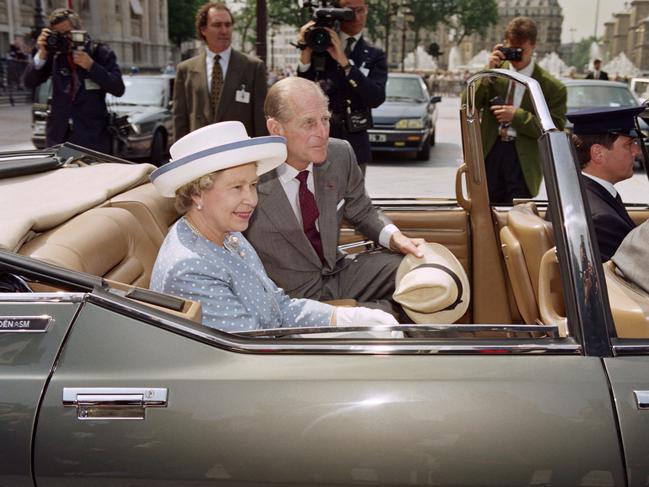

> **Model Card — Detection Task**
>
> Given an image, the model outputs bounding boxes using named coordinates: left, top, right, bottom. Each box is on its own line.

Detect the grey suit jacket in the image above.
left=245, top=138, right=392, bottom=298
left=172, top=49, right=268, bottom=139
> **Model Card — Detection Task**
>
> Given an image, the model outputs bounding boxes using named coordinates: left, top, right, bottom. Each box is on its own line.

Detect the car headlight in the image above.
left=395, top=118, right=425, bottom=129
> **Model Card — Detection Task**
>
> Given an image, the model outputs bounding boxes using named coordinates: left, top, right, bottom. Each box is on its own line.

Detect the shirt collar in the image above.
left=277, top=161, right=314, bottom=184
left=582, top=171, right=618, bottom=198
left=340, top=32, right=362, bottom=45
left=206, top=45, right=232, bottom=64
left=508, top=60, right=535, bottom=77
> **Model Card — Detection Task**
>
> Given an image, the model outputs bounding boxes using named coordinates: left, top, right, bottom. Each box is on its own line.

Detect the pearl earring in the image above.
left=196, top=203, right=203, bottom=210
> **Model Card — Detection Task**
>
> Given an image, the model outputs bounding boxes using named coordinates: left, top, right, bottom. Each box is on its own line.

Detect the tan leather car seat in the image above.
left=499, top=203, right=555, bottom=324
left=603, top=260, right=649, bottom=338
left=106, top=183, right=179, bottom=248
left=19, top=207, right=158, bottom=288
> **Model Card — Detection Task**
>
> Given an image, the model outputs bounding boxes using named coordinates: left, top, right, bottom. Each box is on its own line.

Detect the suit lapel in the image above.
left=313, top=160, right=338, bottom=268
left=257, top=171, right=322, bottom=266
left=189, top=51, right=212, bottom=123
left=584, top=177, right=635, bottom=227
left=216, top=50, right=243, bottom=121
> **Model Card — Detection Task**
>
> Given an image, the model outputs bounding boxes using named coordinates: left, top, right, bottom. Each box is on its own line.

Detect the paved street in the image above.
left=1, top=97, right=647, bottom=203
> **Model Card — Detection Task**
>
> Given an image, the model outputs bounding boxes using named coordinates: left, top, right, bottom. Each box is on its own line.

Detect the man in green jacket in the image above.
left=472, top=17, right=567, bottom=204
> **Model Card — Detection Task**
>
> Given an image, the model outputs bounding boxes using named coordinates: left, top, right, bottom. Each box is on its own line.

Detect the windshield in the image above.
left=567, top=84, right=638, bottom=109
left=107, top=77, right=165, bottom=107
left=386, top=77, right=427, bottom=101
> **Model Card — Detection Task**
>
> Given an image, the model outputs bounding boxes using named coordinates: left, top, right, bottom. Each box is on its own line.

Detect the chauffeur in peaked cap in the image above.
left=567, top=105, right=645, bottom=261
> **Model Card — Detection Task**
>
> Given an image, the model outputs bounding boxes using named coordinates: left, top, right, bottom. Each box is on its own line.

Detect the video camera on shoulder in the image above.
left=46, top=30, right=89, bottom=54
left=302, top=0, right=353, bottom=53
left=497, top=46, right=523, bottom=62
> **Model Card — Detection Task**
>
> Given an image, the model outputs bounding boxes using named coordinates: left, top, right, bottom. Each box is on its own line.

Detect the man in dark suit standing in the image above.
left=246, top=77, right=423, bottom=315
left=568, top=106, right=643, bottom=261
left=585, top=59, right=609, bottom=80
left=297, top=0, right=387, bottom=174
left=23, top=8, right=124, bottom=153
left=173, top=2, right=267, bottom=140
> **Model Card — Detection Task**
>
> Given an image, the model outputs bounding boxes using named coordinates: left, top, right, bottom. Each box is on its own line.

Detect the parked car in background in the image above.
left=368, top=73, right=441, bottom=161
left=630, top=77, right=649, bottom=104
left=31, top=74, right=174, bottom=166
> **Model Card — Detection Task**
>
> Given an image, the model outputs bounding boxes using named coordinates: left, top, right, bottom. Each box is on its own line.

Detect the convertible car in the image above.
left=2, top=69, right=649, bottom=486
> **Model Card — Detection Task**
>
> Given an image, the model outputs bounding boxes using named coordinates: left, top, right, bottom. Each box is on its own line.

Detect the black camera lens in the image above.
left=45, top=31, right=69, bottom=53
left=305, top=27, right=331, bottom=53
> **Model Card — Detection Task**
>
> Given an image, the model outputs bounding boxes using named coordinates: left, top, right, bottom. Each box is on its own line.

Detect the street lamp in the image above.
left=399, top=2, right=413, bottom=72
left=384, top=0, right=400, bottom=68
left=31, top=0, right=46, bottom=42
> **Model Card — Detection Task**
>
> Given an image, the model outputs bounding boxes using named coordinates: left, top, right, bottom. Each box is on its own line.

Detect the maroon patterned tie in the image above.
left=296, top=170, right=324, bottom=262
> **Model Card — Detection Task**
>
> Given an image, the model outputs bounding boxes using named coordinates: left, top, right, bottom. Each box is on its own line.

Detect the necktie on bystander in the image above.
left=344, top=37, right=355, bottom=58
left=210, top=54, right=223, bottom=119
left=296, top=170, right=324, bottom=262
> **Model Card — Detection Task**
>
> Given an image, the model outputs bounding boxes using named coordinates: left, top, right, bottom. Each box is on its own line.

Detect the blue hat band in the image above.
left=150, top=136, right=286, bottom=182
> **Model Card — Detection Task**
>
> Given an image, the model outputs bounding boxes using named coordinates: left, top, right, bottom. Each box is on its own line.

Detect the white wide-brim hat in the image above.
left=150, top=121, right=287, bottom=197
left=393, top=243, right=470, bottom=324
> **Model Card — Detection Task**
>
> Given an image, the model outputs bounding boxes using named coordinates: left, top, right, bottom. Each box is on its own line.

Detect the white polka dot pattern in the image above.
left=150, top=219, right=334, bottom=332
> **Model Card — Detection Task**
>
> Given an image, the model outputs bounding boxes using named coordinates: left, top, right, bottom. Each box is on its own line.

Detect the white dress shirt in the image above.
left=277, top=162, right=397, bottom=249
left=582, top=172, right=619, bottom=199
left=506, top=60, right=535, bottom=137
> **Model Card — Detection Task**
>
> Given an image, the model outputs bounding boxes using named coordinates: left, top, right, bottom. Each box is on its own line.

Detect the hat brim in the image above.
left=394, top=243, right=470, bottom=324
left=150, top=136, right=286, bottom=197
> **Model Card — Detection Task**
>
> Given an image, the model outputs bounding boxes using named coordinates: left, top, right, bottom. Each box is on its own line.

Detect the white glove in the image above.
left=334, top=306, right=399, bottom=327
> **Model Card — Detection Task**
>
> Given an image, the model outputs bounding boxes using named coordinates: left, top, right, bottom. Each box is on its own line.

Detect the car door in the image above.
left=0, top=294, right=80, bottom=487
left=31, top=291, right=627, bottom=486
left=605, top=347, right=649, bottom=487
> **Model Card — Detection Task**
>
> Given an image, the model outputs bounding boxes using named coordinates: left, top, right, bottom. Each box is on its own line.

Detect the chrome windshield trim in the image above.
left=466, top=68, right=557, bottom=132
left=0, top=292, right=86, bottom=303
left=86, top=290, right=581, bottom=355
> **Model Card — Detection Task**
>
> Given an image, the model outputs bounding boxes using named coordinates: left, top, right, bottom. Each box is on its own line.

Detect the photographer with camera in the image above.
left=24, top=8, right=125, bottom=153
left=297, top=0, right=386, bottom=175
left=470, top=16, right=566, bottom=204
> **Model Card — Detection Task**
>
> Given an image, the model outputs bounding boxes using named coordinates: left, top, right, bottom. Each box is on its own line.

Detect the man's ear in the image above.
left=590, top=143, right=605, bottom=165
left=267, top=117, right=284, bottom=136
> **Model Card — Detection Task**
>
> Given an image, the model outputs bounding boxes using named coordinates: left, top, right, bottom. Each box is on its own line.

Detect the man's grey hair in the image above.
left=265, top=77, right=329, bottom=123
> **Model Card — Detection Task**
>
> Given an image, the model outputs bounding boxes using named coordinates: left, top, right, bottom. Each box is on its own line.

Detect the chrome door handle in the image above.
left=634, top=391, right=649, bottom=410
left=63, top=387, right=168, bottom=420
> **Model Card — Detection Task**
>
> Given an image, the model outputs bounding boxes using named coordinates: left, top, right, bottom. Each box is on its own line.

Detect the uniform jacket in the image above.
left=150, top=220, right=333, bottom=332
left=473, top=62, right=567, bottom=196
left=298, top=36, right=387, bottom=164
left=582, top=176, right=636, bottom=262
left=173, top=49, right=267, bottom=139
left=245, top=138, right=392, bottom=297
left=23, top=42, right=125, bottom=153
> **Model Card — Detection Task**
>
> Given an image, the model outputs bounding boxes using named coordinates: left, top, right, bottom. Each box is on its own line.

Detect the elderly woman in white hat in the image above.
left=149, top=121, right=398, bottom=332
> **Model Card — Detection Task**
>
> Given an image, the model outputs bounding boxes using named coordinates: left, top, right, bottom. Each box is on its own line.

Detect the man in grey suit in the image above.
left=173, top=2, right=267, bottom=139
left=246, top=77, right=423, bottom=314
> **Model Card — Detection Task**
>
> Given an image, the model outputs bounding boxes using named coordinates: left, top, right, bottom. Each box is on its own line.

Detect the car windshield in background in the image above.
left=566, top=84, right=638, bottom=109
left=386, top=77, right=427, bottom=101
left=108, top=77, right=165, bottom=107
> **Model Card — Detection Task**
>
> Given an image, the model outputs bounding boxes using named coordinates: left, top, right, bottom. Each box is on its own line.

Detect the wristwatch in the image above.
left=341, top=62, right=352, bottom=76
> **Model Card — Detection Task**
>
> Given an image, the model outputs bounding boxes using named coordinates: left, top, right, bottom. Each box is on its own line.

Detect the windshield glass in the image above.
left=107, top=77, right=164, bottom=107
left=386, top=77, right=427, bottom=100
left=567, top=84, right=638, bottom=109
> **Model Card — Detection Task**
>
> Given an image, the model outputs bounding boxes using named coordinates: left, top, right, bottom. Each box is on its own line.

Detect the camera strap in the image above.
left=66, top=51, right=78, bottom=102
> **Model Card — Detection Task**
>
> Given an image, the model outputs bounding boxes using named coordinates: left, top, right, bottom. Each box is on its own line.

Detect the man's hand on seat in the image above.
left=389, top=231, right=425, bottom=258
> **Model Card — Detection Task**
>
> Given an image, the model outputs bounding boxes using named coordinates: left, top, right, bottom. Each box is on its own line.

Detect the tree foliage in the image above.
left=445, top=0, right=498, bottom=45
left=168, top=0, right=204, bottom=47
left=571, top=37, right=596, bottom=74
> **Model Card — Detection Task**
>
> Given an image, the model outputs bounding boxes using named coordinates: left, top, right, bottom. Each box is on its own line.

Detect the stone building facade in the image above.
left=601, top=0, right=649, bottom=72
left=0, top=0, right=170, bottom=71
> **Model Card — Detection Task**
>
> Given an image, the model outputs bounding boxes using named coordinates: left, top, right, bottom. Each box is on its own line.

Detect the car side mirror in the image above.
left=430, top=95, right=442, bottom=104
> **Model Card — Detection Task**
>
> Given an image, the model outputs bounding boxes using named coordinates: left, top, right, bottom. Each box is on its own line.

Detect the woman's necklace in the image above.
left=183, top=217, right=245, bottom=258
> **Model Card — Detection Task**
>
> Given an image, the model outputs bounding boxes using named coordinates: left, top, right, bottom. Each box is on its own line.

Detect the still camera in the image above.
left=46, top=30, right=88, bottom=53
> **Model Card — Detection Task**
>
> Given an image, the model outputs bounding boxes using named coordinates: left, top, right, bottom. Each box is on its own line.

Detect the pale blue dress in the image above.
left=150, top=219, right=334, bottom=332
